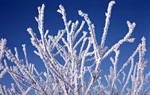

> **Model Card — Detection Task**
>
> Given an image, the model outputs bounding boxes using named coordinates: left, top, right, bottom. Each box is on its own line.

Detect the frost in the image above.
left=0, top=1, right=150, bottom=95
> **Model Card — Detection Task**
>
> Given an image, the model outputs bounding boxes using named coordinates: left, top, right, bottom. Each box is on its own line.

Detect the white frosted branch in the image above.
left=103, top=21, right=136, bottom=59
left=100, top=1, right=115, bottom=51
left=74, top=71, right=79, bottom=95
left=73, top=31, right=87, bottom=50
left=79, top=10, right=100, bottom=60
left=0, top=39, right=6, bottom=62
left=36, top=4, right=45, bottom=36
left=70, top=20, right=79, bottom=38
left=0, top=84, right=5, bottom=95
left=0, top=1, right=149, bottom=95
left=74, top=21, right=85, bottom=40
left=44, top=30, right=49, bottom=38
left=117, top=44, right=140, bottom=81
left=122, top=72, right=126, bottom=84
left=14, top=47, right=19, bottom=61
left=121, top=58, right=134, bottom=94
left=23, top=86, right=32, bottom=95
left=110, top=49, right=120, bottom=94
left=0, top=67, right=8, bottom=79
left=57, top=4, right=70, bottom=35
left=80, top=38, right=92, bottom=95
left=27, top=28, right=40, bottom=48
left=22, top=44, right=29, bottom=67
left=79, top=37, right=88, bottom=56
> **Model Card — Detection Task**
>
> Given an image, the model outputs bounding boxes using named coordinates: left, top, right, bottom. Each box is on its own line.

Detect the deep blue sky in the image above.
left=0, top=0, right=150, bottom=92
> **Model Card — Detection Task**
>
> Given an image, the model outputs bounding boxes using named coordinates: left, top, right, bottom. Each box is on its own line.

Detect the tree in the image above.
left=0, top=1, right=150, bottom=95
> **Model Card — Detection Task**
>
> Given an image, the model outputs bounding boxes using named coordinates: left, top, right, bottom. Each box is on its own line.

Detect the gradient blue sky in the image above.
left=0, top=0, right=150, bottom=92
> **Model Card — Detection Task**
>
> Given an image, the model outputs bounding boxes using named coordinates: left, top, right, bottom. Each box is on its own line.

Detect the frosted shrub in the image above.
left=0, top=1, right=150, bottom=95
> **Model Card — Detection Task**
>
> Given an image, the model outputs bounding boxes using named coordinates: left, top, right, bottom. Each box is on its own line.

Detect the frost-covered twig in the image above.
left=100, top=1, right=115, bottom=53
left=0, top=1, right=149, bottom=95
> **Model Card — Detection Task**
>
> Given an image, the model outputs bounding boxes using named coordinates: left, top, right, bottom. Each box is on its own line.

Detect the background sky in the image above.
left=0, top=0, right=150, bottom=93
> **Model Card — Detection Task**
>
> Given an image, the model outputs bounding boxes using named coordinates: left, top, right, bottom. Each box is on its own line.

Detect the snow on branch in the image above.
left=0, top=1, right=150, bottom=95
left=100, top=1, right=115, bottom=52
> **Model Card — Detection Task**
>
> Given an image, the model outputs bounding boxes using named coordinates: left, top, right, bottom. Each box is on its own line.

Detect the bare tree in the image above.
left=0, top=1, right=150, bottom=95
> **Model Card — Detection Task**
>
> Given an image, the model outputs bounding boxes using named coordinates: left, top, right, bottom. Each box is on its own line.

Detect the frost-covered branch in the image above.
left=0, top=1, right=149, bottom=95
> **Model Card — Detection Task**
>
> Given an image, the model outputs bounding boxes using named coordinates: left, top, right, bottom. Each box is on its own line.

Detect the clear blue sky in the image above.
left=0, top=0, right=150, bottom=92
